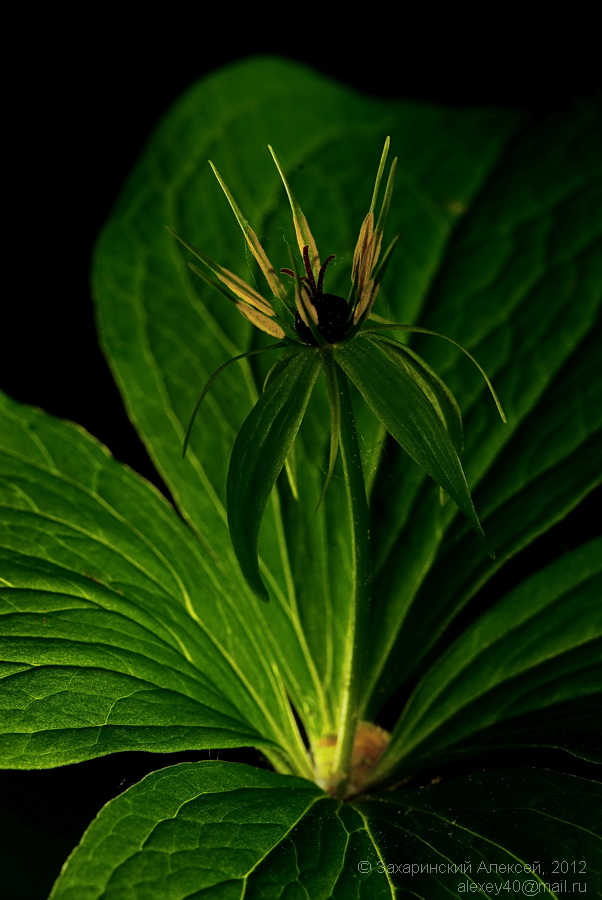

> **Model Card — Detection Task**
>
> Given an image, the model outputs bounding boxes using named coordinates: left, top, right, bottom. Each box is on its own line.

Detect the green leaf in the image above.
left=376, top=539, right=602, bottom=782
left=269, top=408, right=356, bottom=737
left=356, top=767, right=602, bottom=898
left=334, top=335, right=488, bottom=551
left=90, top=56, right=531, bottom=747
left=363, top=330, right=464, bottom=453
left=364, top=98, right=602, bottom=706
left=92, top=55, right=522, bottom=664
left=4, top=57, right=601, bottom=896
left=0, top=392, right=310, bottom=774
left=50, top=762, right=321, bottom=900
left=52, top=761, right=602, bottom=899
left=226, top=348, right=321, bottom=601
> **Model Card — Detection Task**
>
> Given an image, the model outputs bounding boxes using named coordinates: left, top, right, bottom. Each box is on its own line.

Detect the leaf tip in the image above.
left=479, top=528, right=496, bottom=560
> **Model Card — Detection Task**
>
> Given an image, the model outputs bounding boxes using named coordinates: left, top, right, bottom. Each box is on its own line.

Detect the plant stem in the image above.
left=327, top=355, right=372, bottom=791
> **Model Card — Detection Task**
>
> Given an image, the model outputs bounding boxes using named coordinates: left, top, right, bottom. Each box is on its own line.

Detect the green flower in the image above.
left=170, top=140, right=398, bottom=347
left=171, top=140, right=505, bottom=601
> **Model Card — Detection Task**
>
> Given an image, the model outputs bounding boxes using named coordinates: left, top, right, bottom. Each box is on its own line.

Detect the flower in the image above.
left=170, top=141, right=505, bottom=601
left=169, top=139, right=398, bottom=348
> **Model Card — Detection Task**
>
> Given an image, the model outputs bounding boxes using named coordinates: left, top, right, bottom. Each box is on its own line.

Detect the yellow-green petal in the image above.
left=209, top=162, right=288, bottom=301
left=269, top=146, right=321, bottom=279
left=236, top=303, right=286, bottom=339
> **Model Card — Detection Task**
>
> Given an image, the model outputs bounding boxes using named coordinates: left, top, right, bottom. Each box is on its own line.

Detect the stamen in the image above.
left=302, top=245, right=317, bottom=293
left=299, top=276, right=313, bottom=299
left=280, top=267, right=295, bottom=278
left=317, top=254, right=336, bottom=296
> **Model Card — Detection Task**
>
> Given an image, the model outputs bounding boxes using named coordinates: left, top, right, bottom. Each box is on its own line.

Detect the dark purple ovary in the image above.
left=294, top=294, right=349, bottom=345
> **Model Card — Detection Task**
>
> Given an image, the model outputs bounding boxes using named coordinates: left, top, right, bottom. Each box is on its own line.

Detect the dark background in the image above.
left=2, top=22, right=600, bottom=898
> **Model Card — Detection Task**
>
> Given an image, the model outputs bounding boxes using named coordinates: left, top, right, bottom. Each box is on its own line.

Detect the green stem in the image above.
left=327, top=355, right=372, bottom=791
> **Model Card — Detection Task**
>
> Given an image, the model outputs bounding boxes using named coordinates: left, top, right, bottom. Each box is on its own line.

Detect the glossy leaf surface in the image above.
left=226, top=348, right=321, bottom=601
left=0, top=392, right=309, bottom=774
left=334, top=335, right=486, bottom=548
left=51, top=761, right=602, bottom=899
left=92, top=59, right=600, bottom=738
left=0, top=57, right=600, bottom=899
left=376, top=538, right=602, bottom=782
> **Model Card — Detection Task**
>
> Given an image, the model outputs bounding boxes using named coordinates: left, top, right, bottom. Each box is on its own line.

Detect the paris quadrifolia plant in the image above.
left=3, top=66, right=599, bottom=895
left=170, top=138, right=505, bottom=598
left=169, top=139, right=506, bottom=794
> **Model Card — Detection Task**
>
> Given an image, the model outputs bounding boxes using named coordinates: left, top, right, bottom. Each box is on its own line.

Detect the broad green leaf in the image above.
left=334, top=336, right=487, bottom=550
left=0, top=392, right=310, bottom=775
left=92, top=58, right=523, bottom=732
left=52, top=761, right=602, bottom=899
left=356, top=767, right=602, bottom=898
left=374, top=539, right=602, bottom=782
left=226, top=348, right=321, bottom=601
left=91, top=60, right=598, bottom=735
left=270, top=421, right=355, bottom=734
left=364, top=98, right=601, bottom=704
left=3, top=58, right=600, bottom=897
left=366, top=327, right=601, bottom=704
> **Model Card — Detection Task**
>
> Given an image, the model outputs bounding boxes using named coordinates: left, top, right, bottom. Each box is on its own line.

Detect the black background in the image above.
left=2, top=19, right=600, bottom=898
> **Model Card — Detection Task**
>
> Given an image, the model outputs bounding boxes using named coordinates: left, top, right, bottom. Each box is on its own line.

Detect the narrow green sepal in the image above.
left=370, top=333, right=464, bottom=454
left=364, top=322, right=507, bottom=424
left=368, top=136, right=391, bottom=215
left=334, top=336, right=493, bottom=557
left=226, top=349, right=321, bottom=600
left=264, top=352, right=303, bottom=499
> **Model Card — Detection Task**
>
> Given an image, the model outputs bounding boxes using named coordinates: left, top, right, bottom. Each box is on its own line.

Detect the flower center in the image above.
left=283, top=247, right=350, bottom=346
left=294, top=293, right=349, bottom=345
